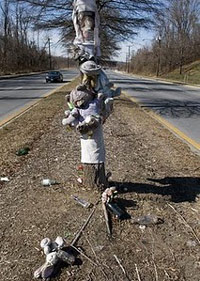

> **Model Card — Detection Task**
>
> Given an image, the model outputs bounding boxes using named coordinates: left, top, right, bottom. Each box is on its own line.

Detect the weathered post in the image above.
left=62, top=0, right=120, bottom=190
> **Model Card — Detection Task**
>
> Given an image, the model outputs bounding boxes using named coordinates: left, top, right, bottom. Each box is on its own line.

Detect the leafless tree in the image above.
left=16, top=0, right=163, bottom=58
left=0, top=0, right=55, bottom=74
left=131, top=0, right=200, bottom=76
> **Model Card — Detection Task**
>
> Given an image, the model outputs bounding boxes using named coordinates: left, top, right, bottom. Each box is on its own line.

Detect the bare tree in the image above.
left=131, top=0, right=200, bottom=76
left=0, top=0, right=57, bottom=74
left=16, top=0, right=163, bottom=58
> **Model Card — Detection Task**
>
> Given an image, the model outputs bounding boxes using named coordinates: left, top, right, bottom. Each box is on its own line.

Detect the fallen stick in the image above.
left=153, top=260, right=159, bottom=281
left=86, top=236, right=109, bottom=281
left=135, top=263, right=141, bottom=281
left=85, top=236, right=99, bottom=262
left=102, top=202, right=111, bottom=236
left=164, top=269, right=170, bottom=280
left=71, top=245, right=98, bottom=266
left=113, top=255, right=131, bottom=281
left=167, top=203, right=200, bottom=244
left=149, top=229, right=159, bottom=281
left=70, top=203, right=98, bottom=246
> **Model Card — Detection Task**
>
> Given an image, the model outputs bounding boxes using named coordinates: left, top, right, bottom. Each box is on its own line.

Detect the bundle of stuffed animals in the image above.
left=62, top=60, right=121, bottom=164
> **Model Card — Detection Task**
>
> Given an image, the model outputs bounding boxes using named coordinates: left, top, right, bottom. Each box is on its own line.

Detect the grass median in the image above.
left=0, top=77, right=80, bottom=176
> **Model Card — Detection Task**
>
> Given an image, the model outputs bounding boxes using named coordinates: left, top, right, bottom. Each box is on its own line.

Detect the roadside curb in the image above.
left=0, top=71, right=46, bottom=80
left=0, top=68, right=76, bottom=80
left=116, top=70, right=200, bottom=89
left=0, top=76, right=79, bottom=128
left=121, top=91, right=200, bottom=153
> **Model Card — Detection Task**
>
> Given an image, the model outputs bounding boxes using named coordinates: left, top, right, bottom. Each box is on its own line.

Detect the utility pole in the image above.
left=127, top=46, right=131, bottom=73
left=125, top=53, right=128, bottom=72
left=67, top=48, right=70, bottom=68
left=156, top=36, right=161, bottom=77
left=48, top=37, right=52, bottom=70
left=37, top=30, right=40, bottom=50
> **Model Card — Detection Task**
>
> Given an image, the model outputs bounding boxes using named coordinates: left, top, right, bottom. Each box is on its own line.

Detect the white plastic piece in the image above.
left=0, top=177, right=9, bottom=182
left=139, top=225, right=146, bottom=231
left=42, top=179, right=57, bottom=186
left=77, top=177, right=83, bottom=184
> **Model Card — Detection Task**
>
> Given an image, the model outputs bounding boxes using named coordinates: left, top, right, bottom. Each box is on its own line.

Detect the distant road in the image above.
left=107, top=70, right=200, bottom=151
left=0, top=69, right=79, bottom=126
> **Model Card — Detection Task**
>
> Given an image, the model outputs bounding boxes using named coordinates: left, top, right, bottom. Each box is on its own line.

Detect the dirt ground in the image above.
left=0, top=78, right=200, bottom=281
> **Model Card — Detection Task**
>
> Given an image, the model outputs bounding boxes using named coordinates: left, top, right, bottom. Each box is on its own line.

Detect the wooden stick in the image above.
left=153, top=260, right=159, bottom=281
left=113, top=255, right=126, bottom=275
left=135, top=264, right=142, bottom=281
left=164, top=269, right=170, bottom=280
left=70, top=206, right=96, bottom=246
left=167, top=203, right=200, bottom=244
left=113, top=255, right=131, bottom=280
left=149, top=229, right=159, bottom=281
left=102, top=202, right=111, bottom=236
left=85, top=236, right=99, bottom=262
left=71, top=245, right=98, bottom=266
left=86, top=236, right=109, bottom=281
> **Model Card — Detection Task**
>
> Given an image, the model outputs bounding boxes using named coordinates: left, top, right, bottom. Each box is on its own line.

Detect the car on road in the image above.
left=46, top=71, right=63, bottom=83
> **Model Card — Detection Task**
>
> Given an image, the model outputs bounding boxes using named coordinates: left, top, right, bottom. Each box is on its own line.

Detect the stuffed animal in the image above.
left=33, top=236, right=75, bottom=279
left=62, top=84, right=103, bottom=134
left=80, top=61, right=121, bottom=98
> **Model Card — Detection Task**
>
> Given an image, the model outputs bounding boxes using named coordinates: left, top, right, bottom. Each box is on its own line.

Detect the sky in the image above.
left=46, top=28, right=155, bottom=62
left=116, top=29, right=155, bottom=62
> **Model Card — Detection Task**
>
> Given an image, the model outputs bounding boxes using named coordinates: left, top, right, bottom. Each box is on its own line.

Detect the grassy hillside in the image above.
left=162, top=60, right=200, bottom=85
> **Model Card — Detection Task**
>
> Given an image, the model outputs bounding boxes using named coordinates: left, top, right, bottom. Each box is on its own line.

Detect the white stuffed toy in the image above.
left=34, top=236, right=75, bottom=279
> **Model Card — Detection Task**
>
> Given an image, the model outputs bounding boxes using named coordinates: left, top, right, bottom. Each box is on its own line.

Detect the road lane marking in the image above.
left=0, top=83, right=66, bottom=128
left=122, top=92, right=200, bottom=152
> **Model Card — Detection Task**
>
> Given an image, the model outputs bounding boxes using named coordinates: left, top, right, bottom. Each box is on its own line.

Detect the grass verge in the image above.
left=0, top=77, right=80, bottom=176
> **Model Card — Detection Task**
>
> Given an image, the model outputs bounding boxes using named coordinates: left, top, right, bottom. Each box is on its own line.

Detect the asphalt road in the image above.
left=107, top=70, right=200, bottom=149
left=0, top=69, right=79, bottom=126
left=1, top=68, right=199, bottom=150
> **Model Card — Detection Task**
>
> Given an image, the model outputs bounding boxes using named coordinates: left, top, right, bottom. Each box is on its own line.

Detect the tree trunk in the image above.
left=83, top=163, right=109, bottom=191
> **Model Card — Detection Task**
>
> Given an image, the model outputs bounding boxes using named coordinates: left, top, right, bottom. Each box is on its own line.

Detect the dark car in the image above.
left=46, top=71, right=63, bottom=83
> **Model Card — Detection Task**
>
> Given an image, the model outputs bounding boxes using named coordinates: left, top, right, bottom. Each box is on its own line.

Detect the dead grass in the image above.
left=0, top=78, right=200, bottom=281
left=162, top=60, right=200, bottom=85
left=0, top=76, right=80, bottom=176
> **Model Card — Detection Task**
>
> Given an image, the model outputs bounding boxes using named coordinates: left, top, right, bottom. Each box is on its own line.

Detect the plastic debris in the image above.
left=0, top=177, right=9, bottom=182
left=42, top=179, right=58, bottom=186
left=107, top=201, right=127, bottom=220
left=77, top=177, right=83, bottom=184
left=77, top=165, right=84, bottom=184
left=72, top=195, right=93, bottom=208
left=139, top=225, right=146, bottom=231
left=16, top=147, right=30, bottom=156
left=131, top=215, right=164, bottom=226
left=102, top=187, right=127, bottom=222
